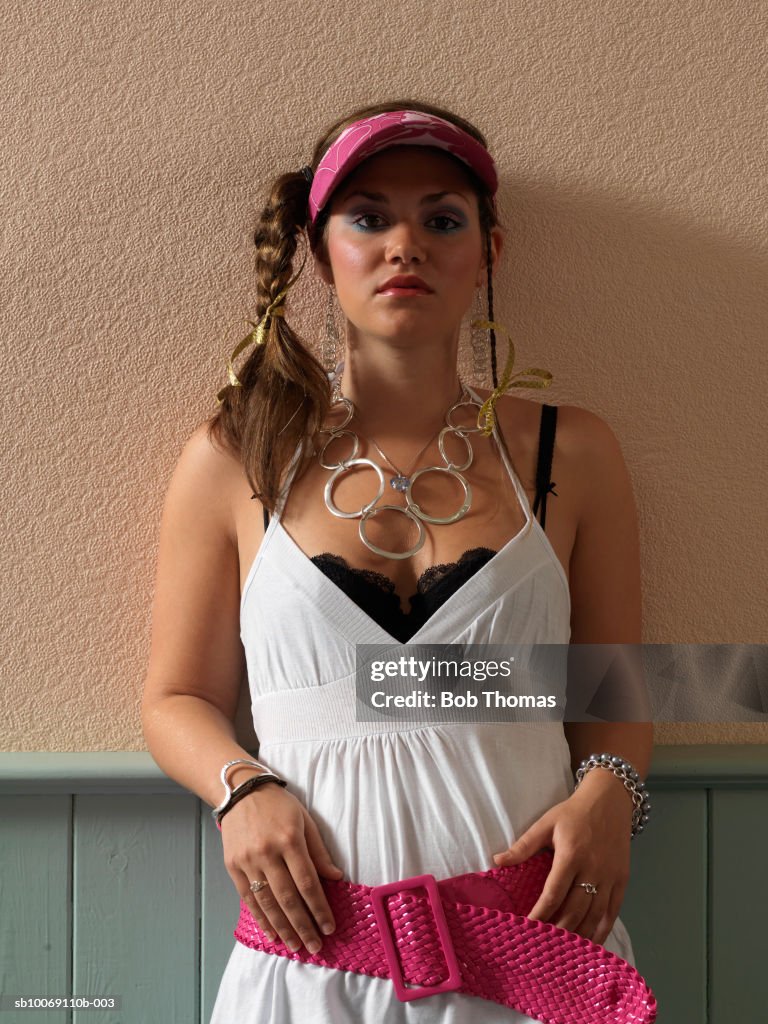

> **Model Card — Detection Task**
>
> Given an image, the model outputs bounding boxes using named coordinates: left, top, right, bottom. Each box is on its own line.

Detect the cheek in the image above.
left=447, top=251, right=483, bottom=293
left=444, top=233, right=483, bottom=279
left=327, top=235, right=371, bottom=284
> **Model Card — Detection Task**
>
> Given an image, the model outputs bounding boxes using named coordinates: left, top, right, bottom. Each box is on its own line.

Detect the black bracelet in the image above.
left=215, top=773, right=287, bottom=826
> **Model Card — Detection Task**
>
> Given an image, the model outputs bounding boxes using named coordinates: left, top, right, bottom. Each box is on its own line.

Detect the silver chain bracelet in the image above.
left=574, top=752, right=651, bottom=840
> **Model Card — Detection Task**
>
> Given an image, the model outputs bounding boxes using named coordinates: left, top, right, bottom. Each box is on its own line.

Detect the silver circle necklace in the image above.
left=318, top=374, right=485, bottom=560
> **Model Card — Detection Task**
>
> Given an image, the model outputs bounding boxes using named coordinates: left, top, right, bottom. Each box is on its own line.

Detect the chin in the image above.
left=349, top=317, right=428, bottom=343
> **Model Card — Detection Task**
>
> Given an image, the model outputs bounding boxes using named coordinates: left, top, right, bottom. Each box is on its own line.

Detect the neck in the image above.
left=335, top=340, right=466, bottom=442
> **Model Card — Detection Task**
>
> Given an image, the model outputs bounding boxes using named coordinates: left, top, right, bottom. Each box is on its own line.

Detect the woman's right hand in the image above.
left=220, top=782, right=344, bottom=954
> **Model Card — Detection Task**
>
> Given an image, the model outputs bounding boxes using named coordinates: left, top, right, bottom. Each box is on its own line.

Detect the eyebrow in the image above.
left=339, top=190, right=470, bottom=205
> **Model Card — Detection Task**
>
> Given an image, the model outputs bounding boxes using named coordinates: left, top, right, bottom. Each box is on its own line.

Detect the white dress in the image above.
left=210, top=387, right=635, bottom=1023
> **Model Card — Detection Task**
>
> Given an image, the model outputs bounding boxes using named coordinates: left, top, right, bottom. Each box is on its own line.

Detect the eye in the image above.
left=350, top=211, right=464, bottom=232
left=426, top=214, right=463, bottom=232
left=352, top=212, right=387, bottom=230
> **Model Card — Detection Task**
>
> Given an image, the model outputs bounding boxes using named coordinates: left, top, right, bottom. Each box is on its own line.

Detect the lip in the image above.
left=377, top=288, right=433, bottom=297
left=376, top=275, right=434, bottom=294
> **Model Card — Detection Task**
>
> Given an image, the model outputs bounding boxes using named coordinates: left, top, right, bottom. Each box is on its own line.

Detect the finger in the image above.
left=234, top=869, right=277, bottom=941
left=283, top=844, right=337, bottom=938
left=578, top=891, right=606, bottom=940
left=233, top=856, right=302, bottom=952
left=257, top=860, right=324, bottom=954
left=592, top=882, right=626, bottom=945
left=494, top=817, right=554, bottom=866
left=527, top=855, right=576, bottom=922
left=554, top=885, right=606, bottom=938
left=593, top=912, right=616, bottom=947
left=301, top=810, right=344, bottom=884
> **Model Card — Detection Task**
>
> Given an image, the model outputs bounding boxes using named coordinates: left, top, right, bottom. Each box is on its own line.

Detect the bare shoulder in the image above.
left=470, top=389, right=628, bottom=513
left=547, top=404, right=633, bottom=504
left=168, top=418, right=245, bottom=545
left=552, top=403, right=623, bottom=454
left=182, top=416, right=243, bottom=473
left=472, top=388, right=617, bottom=447
left=544, top=402, right=626, bottom=468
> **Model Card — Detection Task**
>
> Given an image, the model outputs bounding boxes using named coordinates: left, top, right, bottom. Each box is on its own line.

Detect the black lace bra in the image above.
left=310, top=547, right=499, bottom=642
left=261, top=405, right=558, bottom=643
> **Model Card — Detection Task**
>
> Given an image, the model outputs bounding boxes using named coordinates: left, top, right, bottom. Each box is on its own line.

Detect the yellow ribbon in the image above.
left=215, top=249, right=308, bottom=406
left=471, top=320, right=553, bottom=436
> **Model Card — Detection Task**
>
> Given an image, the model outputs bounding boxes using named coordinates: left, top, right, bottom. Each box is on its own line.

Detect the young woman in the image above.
left=142, top=101, right=655, bottom=1023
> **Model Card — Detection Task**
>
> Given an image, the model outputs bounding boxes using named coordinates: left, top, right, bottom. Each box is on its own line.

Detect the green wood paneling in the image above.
left=0, top=754, right=179, bottom=793
left=72, top=795, right=199, bottom=1024
left=0, top=797, right=71, bottom=1024
left=2, top=748, right=768, bottom=1022
left=710, top=788, right=768, bottom=1023
left=200, top=803, right=242, bottom=1024
left=646, top=746, right=768, bottom=786
left=621, top=788, right=707, bottom=1023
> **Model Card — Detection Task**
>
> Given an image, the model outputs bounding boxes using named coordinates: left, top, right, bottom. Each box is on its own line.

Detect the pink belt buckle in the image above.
left=370, top=873, right=463, bottom=1002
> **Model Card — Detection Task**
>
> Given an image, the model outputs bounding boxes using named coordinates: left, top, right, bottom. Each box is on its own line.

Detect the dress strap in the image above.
left=532, top=404, right=558, bottom=532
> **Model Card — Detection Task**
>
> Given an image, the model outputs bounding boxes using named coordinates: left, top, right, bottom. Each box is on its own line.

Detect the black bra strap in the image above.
left=263, top=504, right=270, bottom=532
left=532, top=404, right=558, bottom=532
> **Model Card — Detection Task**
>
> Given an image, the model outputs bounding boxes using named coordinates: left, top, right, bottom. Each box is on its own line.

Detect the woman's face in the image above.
left=315, top=146, right=502, bottom=345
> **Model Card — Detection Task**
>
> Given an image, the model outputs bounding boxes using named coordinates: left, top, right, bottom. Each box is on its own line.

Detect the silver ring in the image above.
left=318, top=429, right=359, bottom=470
left=359, top=503, right=426, bottom=559
left=323, top=395, right=354, bottom=430
left=406, top=466, right=472, bottom=525
left=324, top=458, right=385, bottom=518
left=437, top=426, right=473, bottom=471
left=576, top=881, right=598, bottom=895
left=445, top=396, right=484, bottom=433
left=250, top=879, right=270, bottom=895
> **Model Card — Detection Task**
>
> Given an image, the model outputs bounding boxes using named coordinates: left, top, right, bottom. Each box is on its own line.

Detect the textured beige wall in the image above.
left=2, top=0, right=766, bottom=751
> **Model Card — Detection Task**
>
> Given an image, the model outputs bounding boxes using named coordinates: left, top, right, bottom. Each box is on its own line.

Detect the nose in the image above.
left=384, top=221, right=426, bottom=265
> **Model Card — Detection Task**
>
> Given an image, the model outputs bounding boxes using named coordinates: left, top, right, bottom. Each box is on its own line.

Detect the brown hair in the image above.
left=207, top=99, right=501, bottom=511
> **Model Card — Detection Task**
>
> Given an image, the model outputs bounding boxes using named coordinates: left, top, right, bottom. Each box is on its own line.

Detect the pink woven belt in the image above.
left=233, top=849, right=657, bottom=1023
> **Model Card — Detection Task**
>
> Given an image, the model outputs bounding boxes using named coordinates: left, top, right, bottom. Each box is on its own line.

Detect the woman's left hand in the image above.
left=491, top=771, right=634, bottom=945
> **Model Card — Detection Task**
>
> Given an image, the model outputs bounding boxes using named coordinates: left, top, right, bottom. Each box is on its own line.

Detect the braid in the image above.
left=210, top=170, right=331, bottom=510
left=253, top=174, right=307, bottom=320
left=485, top=231, right=498, bottom=389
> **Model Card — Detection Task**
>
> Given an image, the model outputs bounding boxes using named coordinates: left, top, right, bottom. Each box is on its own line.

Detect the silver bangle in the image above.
left=212, top=758, right=281, bottom=819
left=574, top=752, right=651, bottom=840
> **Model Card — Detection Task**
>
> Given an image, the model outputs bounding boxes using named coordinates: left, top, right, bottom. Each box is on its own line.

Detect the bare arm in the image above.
left=495, top=407, right=653, bottom=945
left=140, top=422, right=258, bottom=800
left=141, top=422, right=341, bottom=954
left=564, top=406, right=653, bottom=787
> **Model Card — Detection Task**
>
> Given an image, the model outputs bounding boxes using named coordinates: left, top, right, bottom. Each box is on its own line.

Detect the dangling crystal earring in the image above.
left=470, top=288, right=488, bottom=383
left=323, top=285, right=341, bottom=373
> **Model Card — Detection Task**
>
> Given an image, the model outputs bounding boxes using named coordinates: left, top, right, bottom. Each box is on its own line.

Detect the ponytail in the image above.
left=209, top=170, right=332, bottom=511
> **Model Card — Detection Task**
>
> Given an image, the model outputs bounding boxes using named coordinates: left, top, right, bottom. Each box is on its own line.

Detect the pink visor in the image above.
left=307, top=110, right=498, bottom=224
